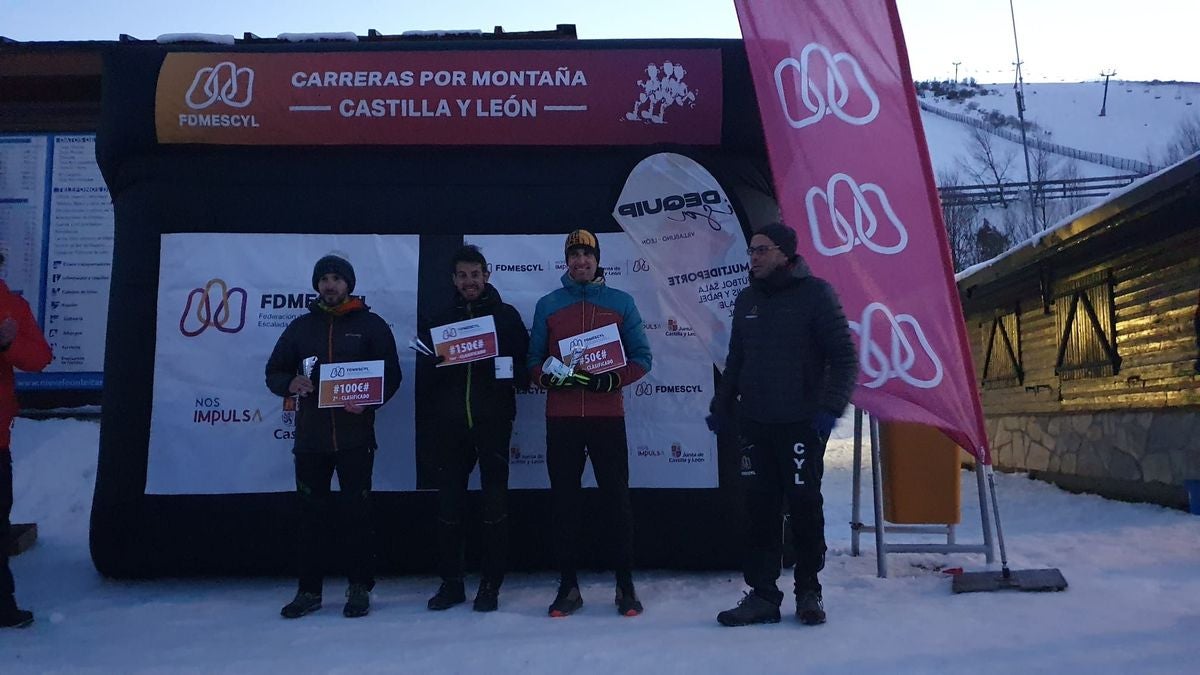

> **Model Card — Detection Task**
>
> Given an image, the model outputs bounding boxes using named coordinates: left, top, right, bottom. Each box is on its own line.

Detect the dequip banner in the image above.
left=147, top=233, right=419, bottom=494
left=611, top=153, right=748, bottom=367
left=155, top=50, right=723, bottom=146
left=735, top=0, right=990, bottom=461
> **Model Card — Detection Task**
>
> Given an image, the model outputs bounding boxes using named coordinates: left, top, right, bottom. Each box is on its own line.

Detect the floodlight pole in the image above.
left=952, top=61, right=961, bottom=83
left=1009, top=0, right=1039, bottom=231
left=1099, top=69, right=1117, bottom=116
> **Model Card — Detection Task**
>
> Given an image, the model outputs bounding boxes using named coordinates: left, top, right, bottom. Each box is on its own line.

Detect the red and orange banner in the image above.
left=735, top=0, right=990, bottom=462
left=155, top=50, right=722, bottom=146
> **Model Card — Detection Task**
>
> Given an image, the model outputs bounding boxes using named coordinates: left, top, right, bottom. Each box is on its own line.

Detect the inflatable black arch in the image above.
left=91, top=38, right=781, bottom=577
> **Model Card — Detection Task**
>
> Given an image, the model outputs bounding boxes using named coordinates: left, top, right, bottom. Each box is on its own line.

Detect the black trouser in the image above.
left=293, top=446, right=375, bottom=594
left=436, top=419, right=512, bottom=585
left=1, top=449, right=12, bottom=601
left=739, top=420, right=827, bottom=605
left=546, top=417, right=635, bottom=586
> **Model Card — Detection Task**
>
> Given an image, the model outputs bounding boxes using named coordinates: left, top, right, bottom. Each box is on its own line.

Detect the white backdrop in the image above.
left=146, top=232, right=715, bottom=494
left=146, top=233, right=419, bottom=494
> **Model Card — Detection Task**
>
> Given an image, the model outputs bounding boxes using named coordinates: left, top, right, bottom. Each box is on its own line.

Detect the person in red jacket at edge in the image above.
left=527, top=230, right=653, bottom=618
left=0, top=251, right=54, bottom=629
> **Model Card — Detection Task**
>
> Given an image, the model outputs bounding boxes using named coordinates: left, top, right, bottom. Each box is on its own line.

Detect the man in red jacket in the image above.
left=0, top=251, right=54, bottom=628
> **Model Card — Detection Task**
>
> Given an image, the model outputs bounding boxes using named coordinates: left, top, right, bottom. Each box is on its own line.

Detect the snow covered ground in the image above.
left=3, top=417, right=1199, bottom=673
left=921, top=81, right=1200, bottom=175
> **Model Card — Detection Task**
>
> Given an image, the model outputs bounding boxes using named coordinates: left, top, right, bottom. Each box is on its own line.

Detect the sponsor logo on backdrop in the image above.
left=624, top=60, right=698, bottom=125
left=491, top=262, right=546, bottom=273
left=508, top=444, right=545, bottom=466
left=617, top=190, right=722, bottom=220
left=805, top=173, right=908, bottom=257
left=636, top=445, right=663, bottom=457
left=665, top=317, right=696, bottom=337
left=192, top=395, right=263, bottom=426
left=632, top=258, right=650, bottom=273
left=773, top=42, right=880, bottom=130
left=633, top=381, right=705, bottom=398
left=180, top=279, right=248, bottom=337
left=187, top=62, right=255, bottom=110
left=255, top=290, right=321, bottom=330
left=849, top=302, right=944, bottom=390
left=179, top=62, right=261, bottom=130
left=636, top=441, right=706, bottom=464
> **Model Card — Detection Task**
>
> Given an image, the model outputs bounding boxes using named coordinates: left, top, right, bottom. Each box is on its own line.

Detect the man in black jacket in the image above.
left=265, top=253, right=401, bottom=619
left=424, top=245, right=529, bottom=613
left=710, top=223, right=858, bottom=628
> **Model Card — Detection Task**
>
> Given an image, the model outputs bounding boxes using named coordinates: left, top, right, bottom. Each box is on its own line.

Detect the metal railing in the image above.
left=920, top=99, right=1157, bottom=175
left=939, top=174, right=1139, bottom=207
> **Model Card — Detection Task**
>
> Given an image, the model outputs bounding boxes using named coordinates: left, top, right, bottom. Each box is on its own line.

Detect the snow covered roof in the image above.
left=956, top=150, right=1200, bottom=290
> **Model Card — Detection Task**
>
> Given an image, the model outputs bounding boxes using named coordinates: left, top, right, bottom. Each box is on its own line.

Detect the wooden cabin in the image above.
left=957, top=154, right=1200, bottom=507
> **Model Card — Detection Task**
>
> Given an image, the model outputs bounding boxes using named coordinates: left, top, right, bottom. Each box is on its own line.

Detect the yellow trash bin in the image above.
left=880, top=421, right=962, bottom=524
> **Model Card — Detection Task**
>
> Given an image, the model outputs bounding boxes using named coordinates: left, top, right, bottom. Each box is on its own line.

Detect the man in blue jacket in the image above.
left=711, top=223, right=857, bottom=628
left=527, top=230, right=653, bottom=617
left=265, top=253, right=401, bottom=619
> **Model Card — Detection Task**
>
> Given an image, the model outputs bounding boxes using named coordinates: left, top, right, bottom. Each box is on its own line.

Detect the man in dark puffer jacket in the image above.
left=265, top=253, right=401, bottom=620
left=711, top=223, right=858, bottom=628
left=423, top=245, right=529, bottom=613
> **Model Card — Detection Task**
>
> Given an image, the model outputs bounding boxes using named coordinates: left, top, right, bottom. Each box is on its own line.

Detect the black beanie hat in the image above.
left=756, top=222, right=798, bottom=261
left=312, top=254, right=356, bottom=294
left=564, top=229, right=600, bottom=262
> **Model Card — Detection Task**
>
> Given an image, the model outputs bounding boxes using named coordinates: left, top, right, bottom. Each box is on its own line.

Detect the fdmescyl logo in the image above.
left=633, top=382, right=704, bottom=397
left=492, top=263, right=545, bottom=273
left=180, top=278, right=247, bottom=337
left=180, top=61, right=260, bottom=129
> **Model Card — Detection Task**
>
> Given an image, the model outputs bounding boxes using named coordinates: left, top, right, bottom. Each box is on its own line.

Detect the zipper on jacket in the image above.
left=465, top=303, right=474, bottom=429
left=328, top=319, right=339, bottom=452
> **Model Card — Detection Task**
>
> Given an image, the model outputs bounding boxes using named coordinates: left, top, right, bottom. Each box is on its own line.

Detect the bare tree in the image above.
left=1161, top=114, right=1200, bottom=166
left=961, top=125, right=1017, bottom=207
left=936, top=168, right=980, bottom=271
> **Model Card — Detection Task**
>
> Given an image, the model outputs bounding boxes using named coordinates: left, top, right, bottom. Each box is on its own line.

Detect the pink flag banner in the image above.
left=735, top=0, right=990, bottom=462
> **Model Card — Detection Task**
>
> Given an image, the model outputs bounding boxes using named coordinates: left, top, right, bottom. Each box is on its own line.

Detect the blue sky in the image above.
left=2, top=0, right=1196, bottom=83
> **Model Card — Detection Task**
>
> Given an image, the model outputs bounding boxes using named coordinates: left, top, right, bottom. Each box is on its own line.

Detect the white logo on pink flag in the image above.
left=805, top=172, right=908, bottom=257
left=849, top=302, right=944, bottom=389
left=773, top=43, right=880, bottom=129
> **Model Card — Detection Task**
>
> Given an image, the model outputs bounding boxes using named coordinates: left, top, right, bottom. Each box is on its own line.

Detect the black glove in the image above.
left=580, top=371, right=621, bottom=393
left=812, top=409, right=839, bottom=438
left=538, top=372, right=580, bottom=389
